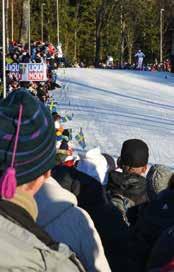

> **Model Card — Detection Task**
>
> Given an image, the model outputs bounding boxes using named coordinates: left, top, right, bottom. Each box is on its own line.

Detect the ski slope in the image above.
left=52, top=68, right=174, bottom=169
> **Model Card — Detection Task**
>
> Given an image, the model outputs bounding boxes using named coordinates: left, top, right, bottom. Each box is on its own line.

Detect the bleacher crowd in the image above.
left=0, top=40, right=64, bottom=98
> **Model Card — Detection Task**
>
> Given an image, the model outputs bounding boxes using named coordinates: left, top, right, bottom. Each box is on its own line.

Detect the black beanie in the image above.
left=120, top=139, right=149, bottom=168
left=0, top=89, right=56, bottom=185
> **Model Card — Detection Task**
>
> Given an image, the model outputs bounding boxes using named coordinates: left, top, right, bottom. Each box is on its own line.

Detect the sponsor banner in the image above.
left=6, top=63, right=47, bottom=81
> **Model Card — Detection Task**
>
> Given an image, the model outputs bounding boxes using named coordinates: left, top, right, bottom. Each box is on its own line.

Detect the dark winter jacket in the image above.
left=52, top=165, right=81, bottom=197
left=52, top=165, right=109, bottom=205
left=147, top=225, right=174, bottom=271
left=107, top=170, right=146, bottom=201
left=126, top=202, right=148, bottom=226
left=106, top=170, right=146, bottom=221
left=126, top=189, right=174, bottom=272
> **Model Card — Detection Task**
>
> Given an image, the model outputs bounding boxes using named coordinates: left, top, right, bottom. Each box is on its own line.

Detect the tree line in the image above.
left=1, top=0, right=174, bottom=65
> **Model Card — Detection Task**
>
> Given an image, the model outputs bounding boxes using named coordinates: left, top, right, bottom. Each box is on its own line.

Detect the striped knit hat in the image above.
left=0, top=89, right=56, bottom=185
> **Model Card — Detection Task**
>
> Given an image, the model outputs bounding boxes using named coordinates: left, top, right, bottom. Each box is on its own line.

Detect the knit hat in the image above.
left=76, top=147, right=108, bottom=185
left=119, top=139, right=149, bottom=168
left=146, top=164, right=173, bottom=201
left=0, top=89, right=56, bottom=186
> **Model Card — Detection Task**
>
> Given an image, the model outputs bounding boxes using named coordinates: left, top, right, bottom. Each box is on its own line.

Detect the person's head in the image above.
left=62, top=129, right=71, bottom=141
left=117, top=139, right=149, bottom=175
left=146, top=164, right=173, bottom=201
left=168, top=174, right=174, bottom=190
left=12, top=54, right=18, bottom=60
left=76, top=147, right=109, bottom=185
left=20, top=81, right=30, bottom=89
left=52, top=112, right=61, bottom=122
left=0, top=89, right=56, bottom=199
left=11, top=80, right=20, bottom=90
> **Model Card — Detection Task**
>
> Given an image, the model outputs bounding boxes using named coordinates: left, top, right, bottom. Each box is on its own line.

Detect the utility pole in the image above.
left=11, top=0, right=14, bottom=41
left=2, top=0, right=7, bottom=98
left=41, top=3, right=46, bottom=41
left=56, top=0, right=60, bottom=45
left=74, top=30, right=77, bottom=62
left=28, top=0, right=31, bottom=56
left=160, top=8, right=165, bottom=63
left=6, top=0, right=9, bottom=50
left=120, top=1, right=125, bottom=68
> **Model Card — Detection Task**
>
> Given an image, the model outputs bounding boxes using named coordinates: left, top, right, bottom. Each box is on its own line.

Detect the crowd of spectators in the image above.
left=97, top=58, right=171, bottom=72
left=6, top=40, right=64, bottom=66
left=0, top=40, right=64, bottom=99
left=0, top=41, right=174, bottom=271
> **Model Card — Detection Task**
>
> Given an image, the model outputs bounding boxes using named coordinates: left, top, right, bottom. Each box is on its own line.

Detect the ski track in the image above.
left=52, top=68, right=174, bottom=169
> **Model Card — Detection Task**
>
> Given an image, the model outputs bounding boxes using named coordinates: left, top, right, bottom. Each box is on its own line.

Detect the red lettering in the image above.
left=28, top=72, right=44, bottom=81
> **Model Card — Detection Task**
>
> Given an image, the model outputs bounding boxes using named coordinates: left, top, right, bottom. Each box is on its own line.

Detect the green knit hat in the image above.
left=0, top=89, right=56, bottom=185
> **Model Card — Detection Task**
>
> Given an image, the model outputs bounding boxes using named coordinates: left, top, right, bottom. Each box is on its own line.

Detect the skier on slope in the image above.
left=106, top=55, right=114, bottom=68
left=135, top=49, right=145, bottom=70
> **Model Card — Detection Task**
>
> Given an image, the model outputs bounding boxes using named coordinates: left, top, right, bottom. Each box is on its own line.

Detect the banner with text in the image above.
left=6, top=63, right=47, bottom=81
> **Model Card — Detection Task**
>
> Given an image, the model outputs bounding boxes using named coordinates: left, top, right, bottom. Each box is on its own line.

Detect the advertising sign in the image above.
left=6, top=63, right=47, bottom=81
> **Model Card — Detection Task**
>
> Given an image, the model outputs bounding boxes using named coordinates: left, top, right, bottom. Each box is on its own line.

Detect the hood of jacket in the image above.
left=107, top=170, right=146, bottom=199
left=36, top=177, right=77, bottom=227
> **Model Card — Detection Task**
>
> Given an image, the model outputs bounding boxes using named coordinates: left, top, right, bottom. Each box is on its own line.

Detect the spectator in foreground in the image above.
left=52, top=148, right=128, bottom=271
left=36, top=176, right=111, bottom=272
left=0, top=89, right=85, bottom=271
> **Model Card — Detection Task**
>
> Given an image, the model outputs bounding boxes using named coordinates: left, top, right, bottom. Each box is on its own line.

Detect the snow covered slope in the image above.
left=53, top=68, right=174, bottom=169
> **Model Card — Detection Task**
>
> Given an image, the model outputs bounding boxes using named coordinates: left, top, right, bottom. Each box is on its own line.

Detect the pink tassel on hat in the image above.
left=0, top=168, right=17, bottom=199
left=0, top=105, right=23, bottom=199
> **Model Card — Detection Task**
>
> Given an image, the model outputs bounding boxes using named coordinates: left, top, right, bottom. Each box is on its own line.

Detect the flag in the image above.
left=61, top=113, right=73, bottom=123
left=47, top=98, right=57, bottom=113
left=75, top=128, right=86, bottom=149
left=49, top=100, right=55, bottom=112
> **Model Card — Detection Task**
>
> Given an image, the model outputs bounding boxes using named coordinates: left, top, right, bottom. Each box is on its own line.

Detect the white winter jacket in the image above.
left=36, top=177, right=111, bottom=272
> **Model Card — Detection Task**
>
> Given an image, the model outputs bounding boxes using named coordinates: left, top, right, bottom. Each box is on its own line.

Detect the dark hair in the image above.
left=117, top=156, right=123, bottom=168
left=20, top=81, right=30, bottom=88
left=62, top=129, right=70, bottom=137
left=52, top=112, right=61, bottom=121
left=168, top=174, right=174, bottom=190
